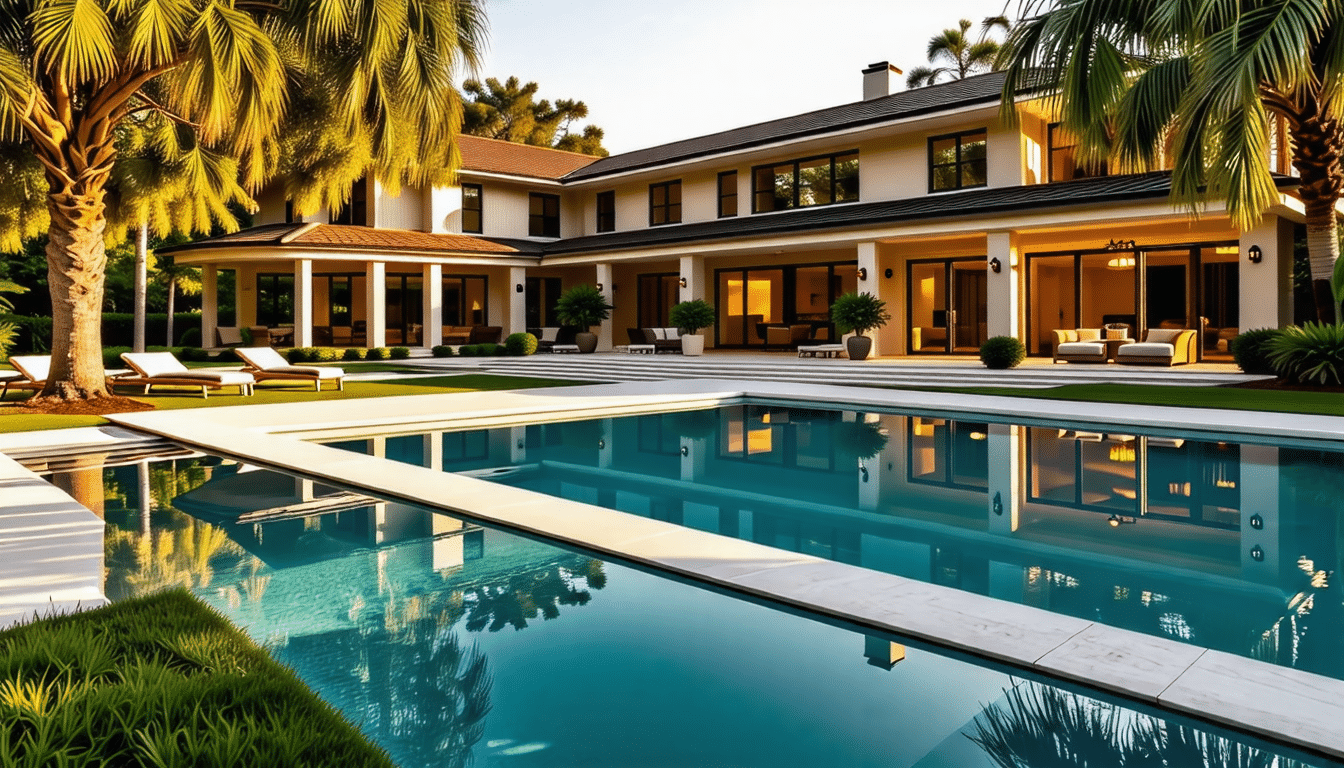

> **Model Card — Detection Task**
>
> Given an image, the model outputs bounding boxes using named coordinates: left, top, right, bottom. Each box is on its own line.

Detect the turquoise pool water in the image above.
left=80, top=457, right=1338, bottom=768
left=327, top=403, right=1344, bottom=683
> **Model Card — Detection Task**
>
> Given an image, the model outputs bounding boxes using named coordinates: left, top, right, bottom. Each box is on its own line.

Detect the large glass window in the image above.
left=596, top=190, right=615, bottom=233
left=443, top=276, right=488, bottom=327
left=385, top=274, right=424, bottom=345
left=326, top=275, right=354, bottom=326
left=1048, top=123, right=1107, bottom=182
left=715, top=262, right=855, bottom=347
left=526, top=277, right=561, bottom=328
left=752, top=152, right=859, bottom=212
left=462, top=184, right=482, bottom=233
left=928, top=130, right=987, bottom=191
left=649, top=181, right=682, bottom=226
left=907, top=418, right=989, bottom=490
left=718, top=171, right=738, bottom=217
left=255, top=273, right=294, bottom=326
left=638, top=273, right=680, bottom=328
left=529, top=193, right=560, bottom=237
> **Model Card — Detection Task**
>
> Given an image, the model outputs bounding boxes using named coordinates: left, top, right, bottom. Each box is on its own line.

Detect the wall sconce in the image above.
left=1247, top=245, right=1263, bottom=264
left=884, top=268, right=893, bottom=279
left=989, top=257, right=1002, bottom=274
left=1251, top=545, right=1265, bottom=562
left=857, top=267, right=868, bottom=280
left=1249, top=513, right=1264, bottom=530
left=515, top=283, right=524, bottom=293
left=596, top=283, right=604, bottom=292
left=680, top=445, right=689, bottom=456
left=679, top=277, right=688, bottom=288
left=1107, top=515, right=1138, bottom=527
left=992, top=491, right=1003, bottom=516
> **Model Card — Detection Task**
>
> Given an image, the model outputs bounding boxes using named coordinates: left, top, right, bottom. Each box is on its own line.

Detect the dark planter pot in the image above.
left=847, top=335, right=873, bottom=361
left=575, top=332, right=599, bottom=353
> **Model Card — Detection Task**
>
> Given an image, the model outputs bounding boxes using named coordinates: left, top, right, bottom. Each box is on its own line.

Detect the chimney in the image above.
left=862, top=61, right=902, bottom=100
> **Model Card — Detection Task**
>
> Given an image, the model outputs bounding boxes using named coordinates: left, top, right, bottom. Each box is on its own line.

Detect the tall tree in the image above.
left=906, top=17, right=1012, bottom=89
left=462, top=76, right=609, bottom=156
left=0, top=0, right=487, bottom=404
left=999, top=0, right=1344, bottom=323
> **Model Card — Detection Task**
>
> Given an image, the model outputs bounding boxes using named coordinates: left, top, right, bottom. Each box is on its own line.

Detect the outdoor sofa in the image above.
left=236, top=347, right=345, bottom=391
left=1115, top=329, right=1198, bottom=366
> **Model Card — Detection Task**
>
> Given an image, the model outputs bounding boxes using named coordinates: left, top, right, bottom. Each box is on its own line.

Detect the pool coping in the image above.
left=88, top=379, right=1344, bottom=760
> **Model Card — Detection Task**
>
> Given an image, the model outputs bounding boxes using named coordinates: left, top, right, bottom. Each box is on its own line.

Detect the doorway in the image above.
left=638, top=273, right=680, bottom=328
left=907, top=258, right=988, bottom=354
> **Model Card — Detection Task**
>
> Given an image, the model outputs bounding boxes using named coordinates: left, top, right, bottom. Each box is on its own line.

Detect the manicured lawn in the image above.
left=0, top=373, right=587, bottom=433
left=0, top=590, right=394, bottom=767
left=903, top=382, right=1344, bottom=416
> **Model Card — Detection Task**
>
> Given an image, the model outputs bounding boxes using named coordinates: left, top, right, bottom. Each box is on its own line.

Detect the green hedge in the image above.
left=1, top=312, right=203, bottom=353
left=0, top=590, right=395, bottom=767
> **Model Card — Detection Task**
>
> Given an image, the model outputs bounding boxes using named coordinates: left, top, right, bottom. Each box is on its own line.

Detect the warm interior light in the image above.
left=1108, top=444, right=1136, bottom=463
left=969, top=431, right=987, bottom=441
left=1107, top=256, right=1135, bottom=269
left=1215, top=246, right=1239, bottom=255
left=1108, top=516, right=1121, bottom=528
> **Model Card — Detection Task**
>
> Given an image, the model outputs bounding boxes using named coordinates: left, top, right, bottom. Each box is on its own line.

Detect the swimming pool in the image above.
left=74, top=455, right=1338, bottom=768
left=325, top=402, right=1344, bottom=683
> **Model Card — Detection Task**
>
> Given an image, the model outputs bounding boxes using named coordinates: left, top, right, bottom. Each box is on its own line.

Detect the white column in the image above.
left=1240, top=216, right=1294, bottom=330
left=365, top=261, right=386, bottom=349
left=201, top=265, right=218, bottom=349
left=294, top=258, right=313, bottom=348
left=596, top=262, right=614, bottom=351
left=986, top=231, right=1021, bottom=340
left=679, top=254, right=706, bottom=302
left=509, top=266, right=528, bottom=336
left=856, top=242, right=881, bottom=354
left=423, top=264, right=442, bottom=348
left=423, top=432, right=442, bottom=471
left=987, top=423, right=1020, bottom=534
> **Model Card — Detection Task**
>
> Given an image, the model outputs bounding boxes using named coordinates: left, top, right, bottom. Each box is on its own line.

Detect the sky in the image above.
left=476, top=0, right=1019, bottom=155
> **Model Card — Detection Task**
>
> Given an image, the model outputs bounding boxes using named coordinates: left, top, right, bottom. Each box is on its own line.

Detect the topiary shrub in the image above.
left=980, top=336, right=1026, bottom=369
left=390, top=346, right=411, bottom=360
left=1231, top=328, right=1281, bottom=375
left=493, top=344, right=509, bottom=356
left=342, top=348, right=364, bottom=361
left=504, top=332, right=538, bottom=356
left=287, top=347, right=317, bottom=363
left=177, top=327, right=201, bottom=347
left=1267, top=322, right=1344, bottom=385
left=431, top=345, right=454, bottom=358
left=314, top=347, right=342, bottom=362
left=365, top=347, right=392, bottom=361
left=458, top=345, right=477, bottom=357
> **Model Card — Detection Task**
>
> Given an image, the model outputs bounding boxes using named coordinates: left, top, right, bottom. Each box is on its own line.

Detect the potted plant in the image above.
left=668, top=299, right=715, bottom=356
left=830, top=292, right=890, bottom=361
left=554, top=285, right=614, bottom=353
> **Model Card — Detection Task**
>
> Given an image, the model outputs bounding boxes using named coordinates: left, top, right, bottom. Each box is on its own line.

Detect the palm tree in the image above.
left=152, top=255, right=201, bottom=347
left=0, top=0, right=487, bottom=403
left=906, top=17, right=1012, bottom=89
left=999, top=1, right=1344, bottom=323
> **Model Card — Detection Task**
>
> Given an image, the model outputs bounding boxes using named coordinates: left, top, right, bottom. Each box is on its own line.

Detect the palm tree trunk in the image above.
left=1304, top=197, right=1340, bottom=324
left=1291, top=117, right=1344, bottom=323
left=134, top=223, right=148, bottom=353
left=165, top=278, right=176, bottom=347
left=40, top=195, right=111, bottom=400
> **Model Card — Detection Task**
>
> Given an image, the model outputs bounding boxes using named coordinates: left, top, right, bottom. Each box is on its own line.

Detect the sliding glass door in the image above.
left=907, top=258, right=987, bottom=354
left=714, top=262, right=858, bottom=348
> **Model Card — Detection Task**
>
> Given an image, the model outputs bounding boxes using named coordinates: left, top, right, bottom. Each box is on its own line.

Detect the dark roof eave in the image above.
left=165, top=241, right=541, bottom=259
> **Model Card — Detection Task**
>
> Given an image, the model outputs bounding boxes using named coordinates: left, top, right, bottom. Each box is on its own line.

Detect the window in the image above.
left=928, top=130, right=988, bottom=192
left=330, top=176, right=368, bottom=225
left=1048, top=123, right=1107, bottom=182
left=443, top=275, right=489, bottom=326
left=325, top=275, right=354, bottom=326
left=718, top=171, right=738, bottom=217
left=529, top=193, right=560, bottom=237
left=256, top=274, right=295, bottom=326
left=751, top=152, right=859, bottom=213
left=462, top=184, right=482, bottom=233
left=649, top=180, right=681, bottom=226
left=284, top=200, right=297, bottom=224
left=596, top=190, right=615, bottom=232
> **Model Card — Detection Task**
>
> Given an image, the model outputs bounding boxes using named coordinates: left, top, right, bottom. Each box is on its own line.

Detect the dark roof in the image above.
left=543, top=172, right=1299, bottom=256
left=562, top=73, right=1009, bottom=182
left=163, top=223, right=541, bottom=257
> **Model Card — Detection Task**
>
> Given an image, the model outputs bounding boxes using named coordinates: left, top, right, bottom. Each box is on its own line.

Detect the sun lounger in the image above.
left=113, top=352, right=255, bottom=398
left=235, top=347, right=344, bottom=391
left=1, top=355, right=49, bottom=399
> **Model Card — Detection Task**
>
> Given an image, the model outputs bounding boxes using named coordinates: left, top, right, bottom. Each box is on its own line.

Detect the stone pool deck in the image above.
left=83, top=378, right=1344, bottom=761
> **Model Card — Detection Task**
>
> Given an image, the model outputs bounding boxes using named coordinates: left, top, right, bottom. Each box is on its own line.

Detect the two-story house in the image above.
left=168, top=63, right=1302, bottom=360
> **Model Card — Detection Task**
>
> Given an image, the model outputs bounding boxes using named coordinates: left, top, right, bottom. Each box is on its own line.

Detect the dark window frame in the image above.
left=528, top=192, right=560, bottom=238
left=718, top=171, right=738, bottom=218
left=255, top=273, right=295, bottom=326
left=442, top=274, right=490, bottom=326
left=462, top=183, right=483, bottom=234
left=596, top=190, right=616, bottom=233
left=1047, top=123, right=1107, bottom=183
left=648, top=180, right=682, bottom=227
left=330, top=176, right=368, bottom=225
left=750, top=151, right=859, bottom=213
left=927, top=130, right=988, bottom=192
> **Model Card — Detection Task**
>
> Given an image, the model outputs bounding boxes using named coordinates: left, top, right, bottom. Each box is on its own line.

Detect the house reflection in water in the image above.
left=351, top=405, right=1344, bottom=681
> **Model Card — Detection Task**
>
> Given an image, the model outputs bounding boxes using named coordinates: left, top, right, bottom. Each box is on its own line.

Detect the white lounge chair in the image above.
left=1, top=355, right=49, bottom=399
left=113, top=352, right=255, bottom=398
left=235, top=347, right=344, bottom=391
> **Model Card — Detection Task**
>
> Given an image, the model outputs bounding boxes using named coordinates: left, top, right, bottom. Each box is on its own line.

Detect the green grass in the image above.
left=0, top=590, right=394, bottom=767
left=0, top=373, right=588, bottom=433
left=895, top=382, right=1344, bottom=416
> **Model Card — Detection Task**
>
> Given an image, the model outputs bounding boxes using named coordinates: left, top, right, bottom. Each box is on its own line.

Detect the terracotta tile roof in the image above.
left=457, top=135, right=599, bottom=180
left=163, top=223, right=542, bottom=257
